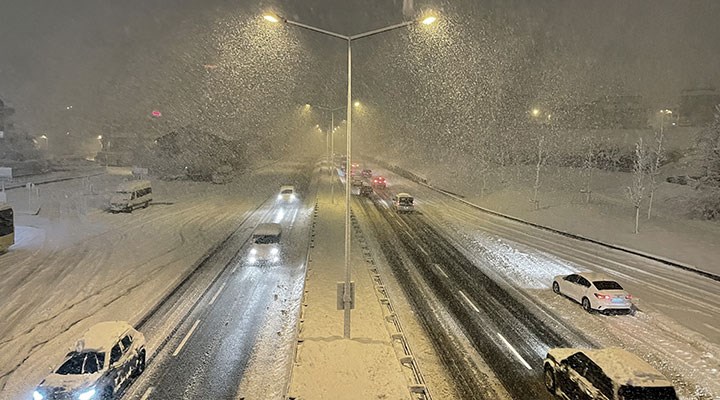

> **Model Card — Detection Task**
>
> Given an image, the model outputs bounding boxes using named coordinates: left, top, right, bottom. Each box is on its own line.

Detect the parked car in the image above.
left=544, top=347, right=678, bottom=400
left=33, top=321, right=146, bottom=400
left=109, top=180, right=152, bottom=213
left=277, top=185, right=297, bottom=202
left=371, top=176, right=386, bottom=189
left=552, top=272, right=632, bottom=313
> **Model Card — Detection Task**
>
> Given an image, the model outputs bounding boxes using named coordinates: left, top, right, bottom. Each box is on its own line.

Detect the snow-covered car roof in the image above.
left=280, top=185, right=295, bottom=191
left=396, top=193, right=413, bottom=198
left=253, top=222, right=282, bottom=237
left=76, top=321, right=135, bottom=352
left=116, top=180, right=151, bottom=192
left=548, top=348, right=673, bottom=387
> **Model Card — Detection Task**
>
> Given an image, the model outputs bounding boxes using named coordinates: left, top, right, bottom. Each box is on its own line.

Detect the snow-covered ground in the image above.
left=367, top=162, right=720, bottom=399
left=0, top=162, right=305, bottom=400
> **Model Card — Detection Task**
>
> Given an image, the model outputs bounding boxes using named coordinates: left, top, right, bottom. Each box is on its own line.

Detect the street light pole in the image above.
left=265, top=10, right=437, bottom=339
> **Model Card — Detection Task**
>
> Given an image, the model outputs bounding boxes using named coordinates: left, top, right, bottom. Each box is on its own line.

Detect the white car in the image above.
left=248, top=223, right=282, bottom=264
left=552, top=272, right=632, bottom=313
left=544, top=347, right=679, bottom=400
left=277, top=185, right=297, bottom=202
left=33, top=321, right=146, bottom=400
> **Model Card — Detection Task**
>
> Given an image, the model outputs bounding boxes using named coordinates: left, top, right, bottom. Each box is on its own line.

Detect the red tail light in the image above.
left=625, top=294, right=632, bottom=299
left=594, top=293, right=610, bottom=300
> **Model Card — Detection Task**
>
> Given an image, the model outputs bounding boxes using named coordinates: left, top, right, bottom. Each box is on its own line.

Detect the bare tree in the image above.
left=580, top=136, right=598, bottom=203
left=647, top=127, right=665, bottom=219
left=626, top=138, right=648, bottom=234
left=531, top=132, right=551, bottom=210
left=698, top=105, right=720, bottom=185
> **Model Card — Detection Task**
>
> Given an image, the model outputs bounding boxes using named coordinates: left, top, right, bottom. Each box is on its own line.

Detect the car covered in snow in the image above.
left=543, top=347, right=678, bottom=400
left=552, top=272, right=632, bottom=313
left=109, top=181, right=152, bottom=213
left=248, top=222, right=282, bottom=264
left=33, top=321, right=146, bottom=400
left=361, top=169, right=372, bottom=178
left=277, top=185, right=297, bottom=202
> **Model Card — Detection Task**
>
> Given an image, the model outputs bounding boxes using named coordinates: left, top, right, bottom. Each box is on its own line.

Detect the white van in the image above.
left=248, top=223, right=282, bottom=264
left=110, top=180, right=152, bottom=213
left=278, top=185, right=297, bottom=202
left=393, top=193, right=414, bottom=213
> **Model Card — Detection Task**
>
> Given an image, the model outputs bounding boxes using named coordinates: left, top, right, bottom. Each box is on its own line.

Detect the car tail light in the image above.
left=625, top=294, right=632, bottom=300
left=594, top=293, right=611, bottom=300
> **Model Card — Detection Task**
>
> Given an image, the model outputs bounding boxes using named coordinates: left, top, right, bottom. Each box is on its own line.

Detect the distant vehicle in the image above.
left=544, top=347, right=678, bottom=400
left=351, top=176, right=364, bottom=187
left=33, top=321, right=146, bottom=400
left=552, top=272, right=632, bottom=313
left=248, top=223, right=282, bottom=264
left=0, top=203, right=14, bottom=253
left=359, top=182, right=373, bottom=196
left=361, top=169, right=372, bottom=178
left=393, top=193, right=414, bottom=213
left=371, top=176, right=386, bottom=189
left=109, top=180, right=152, bottom=213
left=278, top=185, right=297, bottom=202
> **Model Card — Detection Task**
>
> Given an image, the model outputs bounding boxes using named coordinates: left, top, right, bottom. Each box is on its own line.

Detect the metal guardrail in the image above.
left=367, top=156, right=720, bottom=282
left=350, top=210, right=432, bottom=400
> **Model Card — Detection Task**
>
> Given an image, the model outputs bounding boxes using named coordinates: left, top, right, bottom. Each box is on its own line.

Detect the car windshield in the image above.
left=55, top=352, right=105, bottom=375
left=254, top=234, right=279, bottom=244
left=281, top=189, right=293, bottom=194
left=619, top=385, right=678, bottom=400
left=398, top=197, right=413, bottom=205
left=594, top=281, right=624, bottom=290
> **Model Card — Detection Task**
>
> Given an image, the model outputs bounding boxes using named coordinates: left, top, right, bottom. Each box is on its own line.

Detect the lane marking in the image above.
left=703, top=323, right=720, bottom=335
left=458, top=290, right=480, bottom=313
left=231, top=263, right=239, bottom=274
left=208, top=282, right=227, bottom=305
left=497, top=332, right=533, bottom=370
left=418, top=246, right=429, bottom=256
left=433, top=264, right=448, bottom=278
left=140, top=387, right=154, bottom=400
left=173, top=319, right=201, bottom=357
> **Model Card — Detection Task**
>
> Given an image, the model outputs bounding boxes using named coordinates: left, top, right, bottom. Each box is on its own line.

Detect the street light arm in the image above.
left=285, top=19, right=349, bottom=40
left=350, top=20, right=415, bottom=40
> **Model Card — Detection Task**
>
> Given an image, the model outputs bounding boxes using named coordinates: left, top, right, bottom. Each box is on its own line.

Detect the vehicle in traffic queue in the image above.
left=393, top=193, right=414, bottom=213
left=359, top=182, right=373, bottom=196
left=248, top=222, right=282, bottom=264
left=33, top=321, right=146, bottom=400
left=544, top=347, right=679, bottom=400
left=371, top=176, right=386, bottom=189
left=0, top=202, right=14, bottom=253
left=552, top=272, right=633, bottom=314
left=361, top=169, right=372, bottom=178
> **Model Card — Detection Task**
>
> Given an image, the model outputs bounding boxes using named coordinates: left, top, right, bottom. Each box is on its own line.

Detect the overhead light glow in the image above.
left=264, top=14, right=280, bottom=23
left=421, top=16, right=437, bottom=25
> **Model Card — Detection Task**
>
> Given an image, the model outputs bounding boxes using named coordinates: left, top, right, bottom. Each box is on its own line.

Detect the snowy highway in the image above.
left=356, top=164, right=720, bottom=399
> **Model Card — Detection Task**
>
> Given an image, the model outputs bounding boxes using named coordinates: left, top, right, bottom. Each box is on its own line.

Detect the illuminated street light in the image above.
left=266, top=9, right=439, bottom=339
left=353, top=101, right=361, bottom=107
left=263, top=14, right=280, bottom=23
left=531, top=108, right=540, bottom=117
left=97, top=135, right=103, bottom=140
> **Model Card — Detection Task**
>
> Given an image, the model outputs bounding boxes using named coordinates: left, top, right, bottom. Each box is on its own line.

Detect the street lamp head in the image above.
left=97, top=135, right=103, bottom=140
left=40, top=135, right=47, bottom=139
left=353, top=101, right=361, bottom=107
left=263, top=14, right=281, bottom=23
left=421, top=16, right=437, bottom=25
left=531, top=108, right=540, bottom=117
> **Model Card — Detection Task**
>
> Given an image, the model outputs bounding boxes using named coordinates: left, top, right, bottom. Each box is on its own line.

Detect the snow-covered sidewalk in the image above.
left=288, top=174, right=413, bottom=400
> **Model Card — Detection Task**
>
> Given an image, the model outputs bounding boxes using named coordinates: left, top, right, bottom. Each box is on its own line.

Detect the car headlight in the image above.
left=270, top=247, right=279, bottom=255
left=290, top=194, right=296, bottom=200
left=250, top=248, right=257, bottom=255
left=78, top=388, right=96, bottom=400
left=248, top=257, right=256, bottom=264
left=277, top=194, right=282, bottom=200
left=32, top=391, right=44, bottom=400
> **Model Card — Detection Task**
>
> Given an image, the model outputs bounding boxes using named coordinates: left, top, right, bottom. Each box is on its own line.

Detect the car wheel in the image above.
left=544, top=365, right=556, bottom=393
left=582, top=297, right=592, bottom=313
left=132, top=350, right=146, bottom=377
left=552, top=282, right=560, bottom=294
